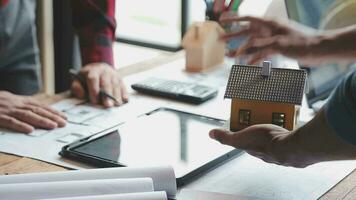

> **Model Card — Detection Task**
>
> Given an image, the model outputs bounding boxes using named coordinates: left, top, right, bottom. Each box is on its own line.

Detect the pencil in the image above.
left=69, top=69, right=118, bottom=104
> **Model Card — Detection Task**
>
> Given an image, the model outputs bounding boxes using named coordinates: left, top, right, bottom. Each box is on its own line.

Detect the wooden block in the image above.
left=182, top=21, right=225, bottom=72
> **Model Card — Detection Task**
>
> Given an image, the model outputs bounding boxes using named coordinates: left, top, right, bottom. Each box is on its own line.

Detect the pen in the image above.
left=231, top=0, right=242, bottom=12
left=69, top=69, right=119, bottom=104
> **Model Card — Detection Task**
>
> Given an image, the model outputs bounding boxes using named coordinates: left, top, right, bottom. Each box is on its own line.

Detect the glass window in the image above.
left=239, top=109, right=251, bottom=125
left=272, top=113, right=286, bottom=127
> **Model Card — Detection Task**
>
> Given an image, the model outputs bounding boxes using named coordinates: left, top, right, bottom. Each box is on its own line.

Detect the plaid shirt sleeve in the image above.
left=71, top=0, right=116, bottom=67
left=0, top=0, right=9, bottom=7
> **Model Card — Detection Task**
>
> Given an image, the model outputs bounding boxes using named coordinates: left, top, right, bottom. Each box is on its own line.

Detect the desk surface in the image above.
left=1, top=53, right=356, bottom=199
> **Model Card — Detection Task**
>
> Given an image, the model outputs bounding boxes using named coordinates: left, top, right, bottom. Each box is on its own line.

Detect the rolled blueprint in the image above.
left=40, top=191, right=167, bottom=200
left=0, top=166, right=176, bottom=197
left=0, top=178, right=153, bottom=200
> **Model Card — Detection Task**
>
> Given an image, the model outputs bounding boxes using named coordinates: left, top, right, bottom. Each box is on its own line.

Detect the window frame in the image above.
left=271, top=112, right=286, bottom=127
left=238, top=109, right=251, bottom=126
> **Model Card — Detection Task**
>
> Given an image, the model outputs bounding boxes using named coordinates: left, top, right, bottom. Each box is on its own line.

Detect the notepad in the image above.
left=0, top=166, right=176, bottom=200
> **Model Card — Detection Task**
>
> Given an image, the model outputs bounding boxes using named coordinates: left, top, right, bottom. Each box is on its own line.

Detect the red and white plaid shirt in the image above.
left=0, top=0, right=116, bottom=67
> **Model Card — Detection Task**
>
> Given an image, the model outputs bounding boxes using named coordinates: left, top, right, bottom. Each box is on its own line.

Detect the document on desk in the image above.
left=178, top=189, right=260, bottom=200
left=0, top=96, right=160, bottom=169
left=0, top=178, right=154, bottom=200
left=184, top=153, right=356, bottom=200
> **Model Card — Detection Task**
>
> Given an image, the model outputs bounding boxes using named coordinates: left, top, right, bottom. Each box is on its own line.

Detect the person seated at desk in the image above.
left=209, top=16, right=356, bottom=167
left=0, top=0, right=127, bottom=133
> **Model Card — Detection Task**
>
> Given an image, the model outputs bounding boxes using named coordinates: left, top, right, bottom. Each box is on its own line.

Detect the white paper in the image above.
left=0, top=178, right=153, bottom=200
left=0, top=166, right=177, bottom=197
left=179, top=189, right=260, bottom=200
left=0, top=122, right=102, bottom=169
left=41, top=191, right=167, bottom=200
left=0, top=96, right=160, bottom=169
left=184, top=153, right=356, bottom=200
left=51, top=98, right=86, bottom=111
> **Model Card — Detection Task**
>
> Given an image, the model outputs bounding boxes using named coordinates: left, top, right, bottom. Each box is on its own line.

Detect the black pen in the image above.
left=69, top=69, right=118, bottom=104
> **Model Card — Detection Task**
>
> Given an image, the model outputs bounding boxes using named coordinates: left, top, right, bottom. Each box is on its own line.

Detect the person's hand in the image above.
left=71, top=63, right=128, bottom=108
left=0, top=91, right=67, bottom=133
left=210, top=109, right=356, bottom=168
left=209, top=124, right=312, bottom=168
left=220, top=16, right=326, bottom=65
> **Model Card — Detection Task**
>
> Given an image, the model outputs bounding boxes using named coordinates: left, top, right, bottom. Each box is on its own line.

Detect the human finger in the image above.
left=112, top=76, right=123, bottom=106
left=120, top=80, right=129, bottom=103
left=23, top=97, right=67, bottom=120
left=210, top=127, right=271, bottom=151
left=233, top=37, right=280, bottom=61
left=209, top=129, right=236, bottom=147
left=86, top=70, right=100, bottom=104
left=247, top=50, right=275, bottom=65
left=0, top=115, right=34, bottom=133
left=71, top=80, right=85, bottom=99
left=209, top=128, right=253, bottom=150
left=100, top=72, right=114, bottom=108
left=24, top=105, right=67, bottom=127
left=10, top=109, right=58, bottom=130
left=41, top=105, right=67, bottom=120
left=226, top=42, right=250, bottom=57
left=220, top=16, right=272, bottom=26
left=220, top=28, right=253, bottom=41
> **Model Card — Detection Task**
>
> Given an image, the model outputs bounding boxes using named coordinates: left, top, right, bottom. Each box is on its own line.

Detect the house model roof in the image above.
left=224, top=65, right=307, bottom=105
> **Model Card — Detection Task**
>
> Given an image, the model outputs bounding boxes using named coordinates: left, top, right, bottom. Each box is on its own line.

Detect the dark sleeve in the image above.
left=71, top=0, right=116, bottom=67
left=324, top=70, right=356, bottom=145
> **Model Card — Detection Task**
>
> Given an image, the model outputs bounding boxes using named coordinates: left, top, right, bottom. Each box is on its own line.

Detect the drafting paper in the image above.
left=41, top=192, right=167, bottom=200
left=0, top=178, right=153, bottom=200
left=0, top=166, right=177, bottom=197
left=178, top=189, right=258, bottom=200
left=0, top=96, right=159, bottom=169
left=184, top=153, right=356, bottom=200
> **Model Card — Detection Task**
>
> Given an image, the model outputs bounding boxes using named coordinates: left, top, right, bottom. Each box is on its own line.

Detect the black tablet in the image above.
left=60, top=108, right=242, bottom=186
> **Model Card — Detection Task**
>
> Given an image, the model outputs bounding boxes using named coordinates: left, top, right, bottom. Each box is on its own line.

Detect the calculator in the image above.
left=131, top=78, right=218, bottom=104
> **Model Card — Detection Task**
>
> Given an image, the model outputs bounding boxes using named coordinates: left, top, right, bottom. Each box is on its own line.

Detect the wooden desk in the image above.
left=0, top=50, right=184, bottom=175
left=2, top=95, right=356, bottom=200
left=0, top=51, right=355, bottom=199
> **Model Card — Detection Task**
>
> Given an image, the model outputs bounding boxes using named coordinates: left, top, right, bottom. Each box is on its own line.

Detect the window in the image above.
left=272, top=113, right=286, bottom=127
left=239, top=109, right=251, bottom=125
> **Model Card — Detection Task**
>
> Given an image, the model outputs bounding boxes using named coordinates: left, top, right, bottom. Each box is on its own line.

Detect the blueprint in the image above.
left=0, top=96, right=160, bottom=169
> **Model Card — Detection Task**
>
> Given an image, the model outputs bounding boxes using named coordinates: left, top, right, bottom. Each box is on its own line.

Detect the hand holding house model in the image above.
left=225, top=61, right=307, bottom=131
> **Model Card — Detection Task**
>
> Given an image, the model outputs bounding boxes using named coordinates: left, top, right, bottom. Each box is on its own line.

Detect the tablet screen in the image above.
left=70, top=108, right=238, bottom=179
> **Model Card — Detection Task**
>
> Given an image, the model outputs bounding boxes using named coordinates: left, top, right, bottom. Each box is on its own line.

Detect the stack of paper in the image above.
left=0, top=166, right=176, bottom=200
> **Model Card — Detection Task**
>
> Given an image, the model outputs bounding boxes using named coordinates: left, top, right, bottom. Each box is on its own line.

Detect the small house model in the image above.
left=224, top=61, right=307, bottom=131
left=182, top=21, right=225, bottom=72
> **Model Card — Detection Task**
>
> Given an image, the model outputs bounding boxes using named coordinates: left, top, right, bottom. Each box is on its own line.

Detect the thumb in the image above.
left=71, top=80, right=85, bottom=99
left=209, top=129, right=235, bottom=146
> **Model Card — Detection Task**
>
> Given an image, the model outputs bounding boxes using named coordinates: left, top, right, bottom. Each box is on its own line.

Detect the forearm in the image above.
left=71, top=0, right=116, bottom=66
left=288, top=109, right=356, bottom=165
left=314, top=25, right=356, bottom=62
